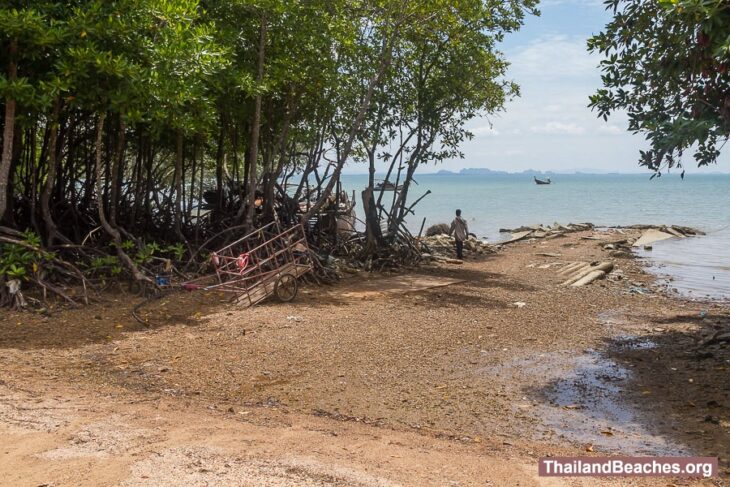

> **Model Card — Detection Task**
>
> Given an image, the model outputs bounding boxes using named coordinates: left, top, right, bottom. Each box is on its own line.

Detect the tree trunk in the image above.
left=131, top=130, right=145, bottom=225
left=4, top=120, right=22, bottom=229
left=362, top=187, right=384, bottom=250
left=0, top=38, right=18, bottom=223
left=242, top=15, right=267, bottom=228
left=109, top=115, right=126, bottom=226
left=41, top=98, right=64, bottom=245
left=144, top=139, right=153, bottom=222
left=367, top=147, right=376, bottom=190
left=94, top=112, right=152, bottom=285
left=303, top=35, right=393, bottom=221
left=28, top=125, right=39, bottom=232
left=173, top=130, right=184, bottom=240
left=188, top=137, right=197, bottom=225
left=215, top=123, right=225, bottom=212
left=196, top=140, right=204, bottom=243
left=263, top=96, right=296, bottom=223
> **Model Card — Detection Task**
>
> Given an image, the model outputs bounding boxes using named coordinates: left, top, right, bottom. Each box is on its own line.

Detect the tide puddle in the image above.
left=483, top=338, right=692, bottom=456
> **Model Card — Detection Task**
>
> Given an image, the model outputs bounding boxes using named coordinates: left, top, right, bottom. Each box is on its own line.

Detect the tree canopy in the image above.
left=589, top=0, right=730, bottom=174
left=0, top=0, right=537, bottom=305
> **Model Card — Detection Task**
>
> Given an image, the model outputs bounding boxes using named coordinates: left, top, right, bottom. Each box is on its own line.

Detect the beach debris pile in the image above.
left=499, top=222, right=595, bottom=244
left=317, top=255, right=361, bottom=276
left=600, top=240, right=634, bottom=259
left=494, top=222, right=703, bottom=257
left=557, top=261, right=615, bottom=287
left=629, top=225, right=704, bottom=247
left=313, top=233, right=424, bottom=276
left=597, top=225, right=704, bottom=257
left=308, top=207, right=428, bottom=274
left=425, top=223, right=450, bottom=237
left=419, top=233, right=497, bottom=263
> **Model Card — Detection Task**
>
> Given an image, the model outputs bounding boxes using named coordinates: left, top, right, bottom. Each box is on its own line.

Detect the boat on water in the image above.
left=534, top=176, right=552, bottom=185
left=375, top=181, right=403, bottom=191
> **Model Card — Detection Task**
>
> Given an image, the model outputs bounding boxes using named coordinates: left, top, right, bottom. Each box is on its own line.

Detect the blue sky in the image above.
left=444, top=0, right=728, bottom=174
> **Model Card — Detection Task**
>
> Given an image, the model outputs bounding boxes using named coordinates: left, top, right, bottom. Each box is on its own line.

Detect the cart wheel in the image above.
left=274, top=273, right=298, bottom=302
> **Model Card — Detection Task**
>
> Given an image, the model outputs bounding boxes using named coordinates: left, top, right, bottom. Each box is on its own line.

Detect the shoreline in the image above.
left=0, top=227, right=728, bottom=485
left=490, top=222, right=730, bottom=303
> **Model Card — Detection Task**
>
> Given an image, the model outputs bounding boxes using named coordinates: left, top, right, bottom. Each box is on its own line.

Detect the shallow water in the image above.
left=638, top=229, right=730, bottom=301
left=483, top=345, right=691, bottom=456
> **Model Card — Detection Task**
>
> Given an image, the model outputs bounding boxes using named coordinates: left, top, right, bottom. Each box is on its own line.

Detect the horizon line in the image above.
left=339, top=170, right=730, bottom=176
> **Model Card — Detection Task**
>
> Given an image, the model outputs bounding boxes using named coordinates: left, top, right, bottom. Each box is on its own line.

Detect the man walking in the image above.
left=449, top=209, right=468, bottom=259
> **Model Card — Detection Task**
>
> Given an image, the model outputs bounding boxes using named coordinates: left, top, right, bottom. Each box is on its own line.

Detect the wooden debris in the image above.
left=561, top=262, right=614, bottom=286
left=571, top=269, right=608, bottom=287
left=558, top=261, right=589, bottom=276
left=420, top=234, right=497, bottom=259
left=499, top=222, right=595, bottom=245
left=504, top=231, right=533, bottom=244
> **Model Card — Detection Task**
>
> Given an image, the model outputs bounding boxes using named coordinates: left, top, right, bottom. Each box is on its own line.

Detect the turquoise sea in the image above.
left=340, top=173, right=730, bottom=300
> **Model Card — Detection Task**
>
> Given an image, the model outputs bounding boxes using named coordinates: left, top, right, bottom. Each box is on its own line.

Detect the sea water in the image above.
left=339, top=173, right=730, bottom=300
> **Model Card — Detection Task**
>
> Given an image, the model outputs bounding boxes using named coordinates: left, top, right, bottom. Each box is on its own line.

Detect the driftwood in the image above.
left=558, top=261, right=589, bottom=276
left=571, top=269, right=608, bottom=287
left=561, top=261, right=614, bottom=286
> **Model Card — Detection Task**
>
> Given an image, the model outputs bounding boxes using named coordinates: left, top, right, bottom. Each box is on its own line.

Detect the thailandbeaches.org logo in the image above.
left=538, top=457, right=718, bottom=478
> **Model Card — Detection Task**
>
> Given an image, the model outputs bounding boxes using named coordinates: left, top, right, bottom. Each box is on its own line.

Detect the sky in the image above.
left=384, top=0, right=729, bottom=175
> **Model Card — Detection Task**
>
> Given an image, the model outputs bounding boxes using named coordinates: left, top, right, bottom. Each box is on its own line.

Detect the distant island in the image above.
left=421, top=168, right=713, bottom=176
left=430, top=168, right=570, bottom=176
left=341, top=168, right=730, bottom=176
left=341, top=168, right=730, bottom=177
left=432, top=168, right=551, bottom=176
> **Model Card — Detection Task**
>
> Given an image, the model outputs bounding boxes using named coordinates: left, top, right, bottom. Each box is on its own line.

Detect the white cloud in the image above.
left=597, top=124, right=624, bottom=135
left=436, top=18, right=651, bottom=171
left=469, top=125, right=500, bottom=136
left=530, top=121, right=586, bottom=135
left=508, top=34, right=597, bottom=81
left=544, top=104, right=564, bottom=113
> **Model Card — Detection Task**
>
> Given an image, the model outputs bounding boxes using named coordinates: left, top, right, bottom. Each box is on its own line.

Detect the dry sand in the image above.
left=0, top=229, right=727, bottom=486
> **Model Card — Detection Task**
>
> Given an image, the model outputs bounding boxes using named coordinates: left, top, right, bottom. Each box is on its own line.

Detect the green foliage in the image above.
left=118, top=240, right=135, bottom=251
left=134, top=242, right=160, bottom=265
left=164, top=243, right=186, bottom=261
left=132, top=241, right=186, bottom=264
left=86, top=240, right=184, bottom=279
left=0, top=231, right=49, bottom=281
left=89, top=255, right=122, bottom=276
left=589, top=0, right=730, bottom=173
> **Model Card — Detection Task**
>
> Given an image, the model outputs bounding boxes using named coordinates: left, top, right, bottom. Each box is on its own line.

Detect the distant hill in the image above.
left=433, top=168, right=558, bottom=176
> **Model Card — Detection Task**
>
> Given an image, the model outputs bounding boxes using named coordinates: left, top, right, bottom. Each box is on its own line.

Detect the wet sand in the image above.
left=0, top=229, right=727, bottom=485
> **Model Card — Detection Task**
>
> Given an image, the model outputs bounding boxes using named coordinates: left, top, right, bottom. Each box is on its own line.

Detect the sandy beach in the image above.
left=1, top=228, right=728, bottom=486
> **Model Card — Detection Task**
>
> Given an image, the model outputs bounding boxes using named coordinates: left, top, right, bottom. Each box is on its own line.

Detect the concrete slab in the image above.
left=633, top=229, right=676, bottom=247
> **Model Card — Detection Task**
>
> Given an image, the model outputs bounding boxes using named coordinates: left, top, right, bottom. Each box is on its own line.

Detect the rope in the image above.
left=131, top=287, right=180, bottom=327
